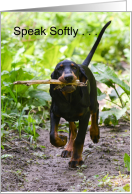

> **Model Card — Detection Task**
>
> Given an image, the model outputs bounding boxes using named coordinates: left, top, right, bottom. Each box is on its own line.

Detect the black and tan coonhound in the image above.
left=49, top=21, right=111, bottom=168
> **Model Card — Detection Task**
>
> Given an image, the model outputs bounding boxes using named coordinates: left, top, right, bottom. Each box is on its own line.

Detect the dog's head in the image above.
left=51, top=59, right=87, bottom=93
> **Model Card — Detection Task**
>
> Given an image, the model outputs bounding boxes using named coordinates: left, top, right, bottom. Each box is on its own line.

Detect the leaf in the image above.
left=58, top=129, right=69, bottom=133
left=93, top=175, right=99, bottom=178
left=109, top=114, right=118, bottom=126
left=124, top=48, right=130, bottom=63
left=6, top=86, right=17, bottom=103
left=1, top=70, right=9, bottom=76
left=92, top=63, right=130, bottom=95
left=99, top=107, right=127, bottom=125
left=100, top=107, right=127, bottom=120
left=1, top=145, right=4, bottom=150
left=43, top=45, right=62, bottom=67
left=102, top=114, right=118, bottom=126
left=1, top=154, right=13, bottom=159
left=1, top=112, right=11, bottom=118
left=124, top=153, right=130, bottom=171
left=123, top=184, right=130, bottom=192
left=1, top=48, right=13, bottom=71
left=28, top=89, right=51, bottom=106
left=98, top=181, right=103, bottom=186
left=29, top=90, right=51, bottom=102
left=92, top=53, right=106, bottom=63
left=93, top=73, right=113, bottom=88
left=113, top=187, right=125, bottom=192
left=12, top=47, right=25, bottom=63
left=24, top=45, right=35, bottom=55
left=82, top=189, right=87, bottom=192
left=40, top=145, right=46, bottom=148
left=109, top=87, right=125, bottom=101
left=1, top=124, right=6, bottom=129
left=81, top=164, right=87, bottom=168
left=33, top=132, right=40, bottom=139
left=97, top=88, right=106, bottom=101
left=64, top=35, right=82, bottom=58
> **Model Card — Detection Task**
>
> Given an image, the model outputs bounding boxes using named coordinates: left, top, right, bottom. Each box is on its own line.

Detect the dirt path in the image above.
left=1, top=119, right=130, bottom=192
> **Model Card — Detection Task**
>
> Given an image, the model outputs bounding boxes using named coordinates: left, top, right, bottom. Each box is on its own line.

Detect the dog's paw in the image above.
left=50, top=135, right=67, bottom=147
left=59, top=135, right=67, bottom=142
left=90, top=126, right=100, bottom=143
left=69, top=159, right=84, bottom=168
left=61, top=150, right=72, bottom=158
left=91, top=135, right=99, bottom=143
left=57, top=135, right=67, bottom=146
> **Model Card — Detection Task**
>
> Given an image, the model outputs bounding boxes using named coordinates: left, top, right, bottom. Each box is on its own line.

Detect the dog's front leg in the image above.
left=50, top=111, right=67, bottom=147
left=69, top=111, right=90, bottom=168
left=61, top=122, right=77, bottom=158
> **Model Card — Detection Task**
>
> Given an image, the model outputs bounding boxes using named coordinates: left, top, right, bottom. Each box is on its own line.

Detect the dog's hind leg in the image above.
left=61, top=122, right=77, bottom=158
left=89, top=102, right=100, bottom=143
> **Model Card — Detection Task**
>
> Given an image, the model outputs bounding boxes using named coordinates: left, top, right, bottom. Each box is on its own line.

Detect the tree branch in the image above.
left=13, top=79, right=87, bottom=87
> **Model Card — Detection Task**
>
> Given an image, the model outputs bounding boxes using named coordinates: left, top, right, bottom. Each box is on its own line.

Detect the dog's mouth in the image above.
left=57, top=72, right=77, bottom=93
left=60, top=85, right=77, bottom=93
left=54, top=82, right=77, bottom=93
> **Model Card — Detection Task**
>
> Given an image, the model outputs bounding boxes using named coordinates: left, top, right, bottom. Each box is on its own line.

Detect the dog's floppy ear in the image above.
left=79, top=66, right=88, bottom=83
left=51, top=70, right=57, bottom=79
left=50, top=70, right=58, bottom=97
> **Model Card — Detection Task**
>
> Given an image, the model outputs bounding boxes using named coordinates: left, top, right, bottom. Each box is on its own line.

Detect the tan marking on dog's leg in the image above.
left=61, top=122, right=77, bottom=157
left=89, top=112, right=100, bottom=143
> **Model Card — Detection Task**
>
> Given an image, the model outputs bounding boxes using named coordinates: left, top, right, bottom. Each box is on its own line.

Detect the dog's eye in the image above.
left=58, top=66, right=64, bottom=70
left=72, top=66, right=77, bottom=70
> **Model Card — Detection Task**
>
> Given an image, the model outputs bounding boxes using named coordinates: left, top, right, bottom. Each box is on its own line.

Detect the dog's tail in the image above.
left=82, top=21, right=111, bottom=67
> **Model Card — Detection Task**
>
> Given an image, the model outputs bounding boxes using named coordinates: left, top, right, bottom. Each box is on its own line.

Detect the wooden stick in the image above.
left=13, top=79, right=87, bottom=87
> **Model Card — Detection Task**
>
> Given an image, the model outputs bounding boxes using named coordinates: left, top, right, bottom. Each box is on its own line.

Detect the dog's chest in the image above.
left=52, top=95, right=87, bottom=121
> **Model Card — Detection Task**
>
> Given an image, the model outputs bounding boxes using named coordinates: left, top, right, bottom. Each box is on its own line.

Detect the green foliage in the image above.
left=124, top=153, right=130, bottom=172
left=113, top=183, right=130, bottom=192
left=29, top=90, right=51, bottom=106
left=1, top=12, right=130, bottom=67
left=97, top=88, right=106, bottom=101
left=98, top=174, right=112, bottom=187
left=123, top=184, right=130, bottom=192
left=99, top=107, right=127, bottom=126
left=97, top=173, right=130, bottom=192
left=92, top=63, right=130, bottom=126
left=92, top=63, right=130, bottom=95
left=1, top=154, right=13, bottom=159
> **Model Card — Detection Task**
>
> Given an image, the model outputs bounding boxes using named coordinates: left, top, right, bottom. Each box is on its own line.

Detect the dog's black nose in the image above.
left=64, top=75, right=74, bottom=83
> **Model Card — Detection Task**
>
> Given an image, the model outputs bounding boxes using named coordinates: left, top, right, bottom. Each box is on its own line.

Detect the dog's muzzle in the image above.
left=64, top=74, right=74, bottom=83
left=58, top=72, right=77, bottom=93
